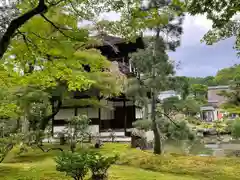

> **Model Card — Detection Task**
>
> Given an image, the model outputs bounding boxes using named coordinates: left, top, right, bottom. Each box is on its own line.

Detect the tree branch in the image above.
left=18, top=30, right=32, bottom=50
left=157, top=111, right=180, bottom=128
left=47, top=0, right=65, bottom=7
left=40, top=14, right=79, bottom=41
left=0, top=0, right=48, bottom=59
left=17, top=31, right=66, bottom=61
left=37, top=145, right=63, bottom=152
left=40, top=98, right=62, bottom=130
left=31, top=32, right=52, bottom=40
left=0, top=143, right=14, bottom=163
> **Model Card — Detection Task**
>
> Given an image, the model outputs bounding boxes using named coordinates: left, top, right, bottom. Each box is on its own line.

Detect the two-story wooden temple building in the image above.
left=52, top=35, right=144, bottom=137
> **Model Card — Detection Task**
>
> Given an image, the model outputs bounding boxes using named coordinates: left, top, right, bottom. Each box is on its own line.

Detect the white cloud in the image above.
left=181, top=14, right=212, bottom=47
left=193, top=14, right=213, bottom=30
left=99, top=11, right=120, bottom=21
left=233, top=13, right=240, bottom=20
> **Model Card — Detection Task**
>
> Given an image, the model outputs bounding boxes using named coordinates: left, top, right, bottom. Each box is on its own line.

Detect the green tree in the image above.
left=231, top=118, right=240, bottom=140
left=190, top=84, right=208, bottom=103
left=186, top=0, right=240, bottom=55
left=65, top=115, right=91, bottom=152
left=172, top=76, right=190, bottom=100
left=162, top=96, right=180, bottom=116
left=215, top=64, right=240, bottom=85
left=0, top=0, right=120, bottom=58
left=0, top=0, right=123, bottom=133
left=0, top=0, right=133, bottom=163
left=162, top=96, right=200, bottom=117
left=187, top=76, right=218, bottom=86
left=118, top=0, right=184, bottom=155
left=130, top=37, right=175, bottom=154
left=178, top=98, right=201, bottom=116
left=219, top=76, right=240, bottom=114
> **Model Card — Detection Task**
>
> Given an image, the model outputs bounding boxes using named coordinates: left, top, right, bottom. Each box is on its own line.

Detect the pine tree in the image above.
left=128, top=0, right=183, bottom=154
left=129, top=37, right=175, bottom=154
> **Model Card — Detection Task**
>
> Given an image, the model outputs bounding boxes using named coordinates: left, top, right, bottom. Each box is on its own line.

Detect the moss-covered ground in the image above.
left=1, top=143, right=240, bottom=180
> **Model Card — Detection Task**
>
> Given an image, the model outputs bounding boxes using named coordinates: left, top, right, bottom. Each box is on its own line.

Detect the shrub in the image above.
left=55, top=151, right=118, bottom=180
left=65, top=115, right=91, bottom=152
left=185, top=116, right=201, bottom=125
left=55, top=151, right=89, bottom=180
left=225, top=119, right=234, bottom=132
left=231, top=118, right=240, bottom=139
left=87, top=152, right=119, bottom=180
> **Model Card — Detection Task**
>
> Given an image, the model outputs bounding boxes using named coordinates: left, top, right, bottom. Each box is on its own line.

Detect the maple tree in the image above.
left=0, top=0, right=124, bottom=132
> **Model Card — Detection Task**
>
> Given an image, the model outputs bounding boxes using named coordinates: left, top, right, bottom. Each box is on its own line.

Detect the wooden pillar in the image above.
left=98, top=107, right=101, bottom=132
left=74, top=107, right=78, bottom=116
left=124, top=98, right=127, bottom=134
left=51, top=101, right=54, bottom=136
left=98, top=98, right=101, bottom=132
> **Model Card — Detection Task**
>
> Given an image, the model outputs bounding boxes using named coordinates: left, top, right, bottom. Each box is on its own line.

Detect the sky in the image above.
left=169, top=15, right=239, bottom=77
left=84, top=12, right=239, bottom=78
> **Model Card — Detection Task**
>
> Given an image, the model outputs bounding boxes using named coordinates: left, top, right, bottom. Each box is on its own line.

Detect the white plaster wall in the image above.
left=147, top=103, right=151, bottom=118
left=53, top=125, right=99, bottom=137
left=87, top=108, right=99, bottom=118
left=53, top=126, right=66, bottom=137
left=55, top=109, right=74, bottom=120
left=101, top=108, right=114, bottom=120
left=113, top=101, right=134, bottom=107
left=100, top=131, right=125, bottom=137
left=88, top=125, right=99, bottom=136
left=213, top=110, right=218, bottom=120
left=77, top=108, right=87, bottom=116
left=77, top=108, right=98, bottom=118
left=136, top=108, right=143, bottom=119
left=146, top=130, right=154, bottom=142
left=99, top=99, right=114, bottom=120
left=100, top=99, right=113, bottom=107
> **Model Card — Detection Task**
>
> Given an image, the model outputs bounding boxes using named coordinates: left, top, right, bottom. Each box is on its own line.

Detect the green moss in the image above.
left=1, top=143, right=240, bottom=180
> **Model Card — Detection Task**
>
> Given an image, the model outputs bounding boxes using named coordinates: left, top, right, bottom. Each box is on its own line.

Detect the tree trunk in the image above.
left=21, top=115, right=29, bottom=134
left=70, top=142, right=76, bottom=152
left=0, top=144, right=14, bottom=163
left=39, top=98, right=62, bottom=131
left=151, top=28, right=163, bottom=155
left=151, top=89, right=163, bottom=154
left=0, top=0, right=48, bottom=59
left=91, top=174, right=108, bottom=180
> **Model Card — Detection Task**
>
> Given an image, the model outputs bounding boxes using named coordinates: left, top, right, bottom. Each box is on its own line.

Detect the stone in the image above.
left=131, top=128, right=147, bottom=150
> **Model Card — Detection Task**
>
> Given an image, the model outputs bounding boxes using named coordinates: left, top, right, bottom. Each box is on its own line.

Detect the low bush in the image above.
left=87, top=152, right=119, bottom=180
left=55, top=151, right=89, bottom=180
left=185, top=117, right=201, bottom=125
left=55, top=150, right=118, bottom=180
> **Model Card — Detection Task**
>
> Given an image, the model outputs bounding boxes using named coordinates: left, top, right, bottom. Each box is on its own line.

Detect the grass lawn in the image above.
left=0, top=143, right=240, bottom=180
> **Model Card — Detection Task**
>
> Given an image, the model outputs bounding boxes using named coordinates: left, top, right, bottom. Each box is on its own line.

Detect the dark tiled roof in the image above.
left=101, top=35, right=125, bottom=45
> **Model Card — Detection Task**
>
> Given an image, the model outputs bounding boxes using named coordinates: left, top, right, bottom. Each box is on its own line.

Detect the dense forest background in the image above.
left=184, top=64, right=240, bottom=86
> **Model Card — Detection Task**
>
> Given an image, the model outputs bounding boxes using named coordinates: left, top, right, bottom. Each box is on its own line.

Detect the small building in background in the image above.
left=200, top=85, right=229, bottom=121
